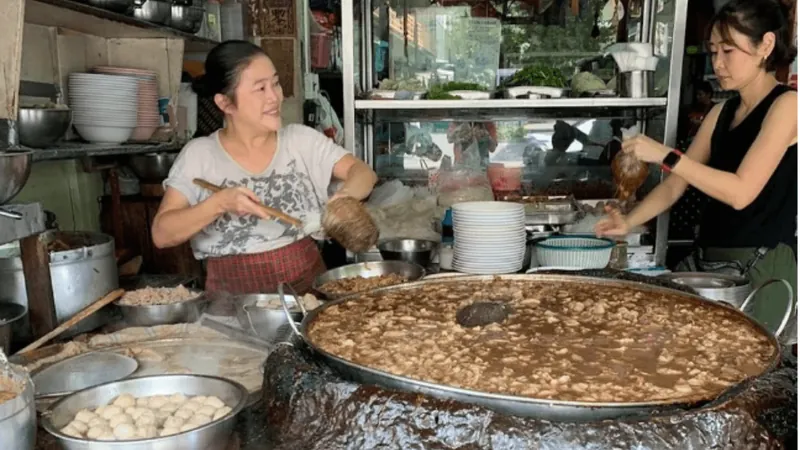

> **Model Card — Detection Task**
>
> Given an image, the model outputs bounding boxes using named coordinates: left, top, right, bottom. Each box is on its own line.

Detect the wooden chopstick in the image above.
left=192, top=178, right=303, bottom=227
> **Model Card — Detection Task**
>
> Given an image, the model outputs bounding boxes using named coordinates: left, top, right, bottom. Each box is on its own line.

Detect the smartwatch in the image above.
left=661, top=149, right=683, bottom=172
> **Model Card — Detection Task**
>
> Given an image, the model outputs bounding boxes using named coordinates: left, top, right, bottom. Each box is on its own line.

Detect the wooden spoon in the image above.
left=16, top=289, right=125, bottom=355
left=192, top=178, right=303, bottom=227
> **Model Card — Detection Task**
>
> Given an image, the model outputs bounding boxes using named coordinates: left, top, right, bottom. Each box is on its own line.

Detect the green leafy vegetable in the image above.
left=503, top=64, right=568, bottom=88
left=426, top=82, right=489, bottom=100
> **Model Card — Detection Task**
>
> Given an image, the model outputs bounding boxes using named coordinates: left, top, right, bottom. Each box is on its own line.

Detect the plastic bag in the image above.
left=434, top=166, right=494, bottom=209
left=368, top=191, right=440, bottom=242
left=367, top=180, right=414, bottom=209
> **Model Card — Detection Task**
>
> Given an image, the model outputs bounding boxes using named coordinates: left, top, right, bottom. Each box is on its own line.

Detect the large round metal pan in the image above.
left=286, top=274, right=781, bottom=422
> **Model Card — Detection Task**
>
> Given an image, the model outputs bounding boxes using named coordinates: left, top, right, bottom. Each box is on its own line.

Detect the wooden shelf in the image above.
left=25, top=0, right=219, bottom=51
left=29, top=141, right=181, bottom=161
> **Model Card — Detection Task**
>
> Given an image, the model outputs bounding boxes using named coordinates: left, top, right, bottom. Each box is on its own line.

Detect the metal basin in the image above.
left=126, top=152, right=178, bottom=180
left=117, top=292, right=208, bottom=326
left=0, top=360, right=36, bottom=450
left=133, top=0, right=171, bottom=24
left=313, top=261, right=425, bottom=299
left=660, top=272, right=752, bottom=307
left=43, top=374, right=248, bottom=450
left=32, top=352, right=138, bottom=399
left=17, top=108, right=72, bottom=148
left=0, top=303, right=26, bottom=354
left=234, top=294, right=302, bottom=344
left=378, top=239, right=438, bottom=267
left=170, top=5, right=204, bottom=33
left=0, top=151, right=32, bottom=205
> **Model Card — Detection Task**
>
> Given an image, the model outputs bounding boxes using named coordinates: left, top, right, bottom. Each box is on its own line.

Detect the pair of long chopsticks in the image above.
left=192, top=178, right=303, bottom=227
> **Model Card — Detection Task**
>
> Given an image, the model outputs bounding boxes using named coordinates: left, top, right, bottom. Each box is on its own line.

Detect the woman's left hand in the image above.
left=621, top=134, right=670, bottom=164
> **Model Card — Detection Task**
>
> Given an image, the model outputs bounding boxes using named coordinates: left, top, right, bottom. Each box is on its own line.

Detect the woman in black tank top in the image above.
left=595, top=0, right=798, bottom=342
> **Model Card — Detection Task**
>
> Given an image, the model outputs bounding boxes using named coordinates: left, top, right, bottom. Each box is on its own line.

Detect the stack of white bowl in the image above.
left=68, top=73, right=138, bottom=144
left=93, top=66, right=160, bottom=141
left=452, top=201, right=526, bottom=274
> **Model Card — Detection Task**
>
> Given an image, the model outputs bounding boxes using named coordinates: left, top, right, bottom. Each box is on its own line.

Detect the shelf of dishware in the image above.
left=355, top=98, right=668, bottom=111
left=25, top=0, right=219, bottom=51
left=29, top=141, right=180, bottom=162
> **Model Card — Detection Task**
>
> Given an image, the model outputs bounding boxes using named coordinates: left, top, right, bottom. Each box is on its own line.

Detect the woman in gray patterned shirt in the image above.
left=151, top=41, right=377, bottom=295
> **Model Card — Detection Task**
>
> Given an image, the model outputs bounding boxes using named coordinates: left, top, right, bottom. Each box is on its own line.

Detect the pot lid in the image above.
left=32, top=352, right=138, bottom=398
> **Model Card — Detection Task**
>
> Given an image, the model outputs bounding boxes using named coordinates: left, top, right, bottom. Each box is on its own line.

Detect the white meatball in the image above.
left=169, top=393, right=188, bottom=404
left=188, top=414, right=212, bottom=427
left=100, top=405, right=122, bottom=420
left=163, top=416, right=185, bottom=429
left=204, top=396, right=225, bottom=409
left=69, top=420, right=88, bottom=434
left=179, top=423, right=198, bottom=433
left=197, top=405, right=216, bottom=417
left=94, top=405, right=107, bottom=416
left=109, top=413, right=133, bottom=429
left=190, top=395, right=208, bottom=404
left=97, top=430, right=116, bottom=441
left=127, top=407, right=146, bottom=421
left=174, top=408, right=194, bottom=420
left=136, top=397, right=149, bottom=407
left=147, top=396, right=168, bottom=409
left=160, top=402, right=181, bottom=414
left=61, top=425, right=82, bottom=438
left=86, top=426, right=112, bottom=440
left=136, top=414, right=157, bottom=427
left=159, top=427, right=179, bottom=437
left=87, top=417, right=107, bottom=428
left=112, top=394, right=136, bottom=408
left=113, top=423, right=137, bottom=440
left=74, top=409, right=98, bottom=424
left=182, top=400, right=203, bottom=411
left=213, top=406, right=233, bottom=421
left=154, top=409, right=171, bottom=425
left=137, top=425, right=158, bottom=439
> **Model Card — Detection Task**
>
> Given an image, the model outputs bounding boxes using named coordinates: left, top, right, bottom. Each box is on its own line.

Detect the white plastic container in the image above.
left=535, top=235, right=614, bottom=269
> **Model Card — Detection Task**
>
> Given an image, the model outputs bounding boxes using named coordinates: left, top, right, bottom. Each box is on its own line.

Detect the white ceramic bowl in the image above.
left=74, top=124, right=135, bottom=144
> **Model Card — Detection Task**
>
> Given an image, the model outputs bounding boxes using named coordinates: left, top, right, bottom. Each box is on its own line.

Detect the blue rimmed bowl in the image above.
left=535, top=235, right=615, bottom=269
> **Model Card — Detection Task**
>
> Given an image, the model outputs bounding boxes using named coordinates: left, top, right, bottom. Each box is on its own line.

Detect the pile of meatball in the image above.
left=59, top=393, right=233, bottom=440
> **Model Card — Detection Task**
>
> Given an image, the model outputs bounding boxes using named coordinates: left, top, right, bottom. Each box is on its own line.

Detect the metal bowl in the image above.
left=85, top=0, right=136, bottom=14
left=126, top=152, right=178, bottom=180
left=0, top=360, right=36, bottom=450
left=133, top=0, right=171, bottom=24
left=0, top=151, right=32, bottom=205
left=117, top=293, right=208, bottom=326
left=170, top=5, right=204, bottom=33
left=313, top=261, right=425, bottom=300
left=234, top=294, right=302, bottom=343
left=42, top=374, right=248, bottom=450
left=17, top=108, right=72, bottom=148
left=0, top=303, right=26, bottom=354
left=378, top=239, right=438, bottom=267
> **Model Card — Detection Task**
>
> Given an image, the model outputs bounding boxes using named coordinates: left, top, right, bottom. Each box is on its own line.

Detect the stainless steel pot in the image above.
left=133, top=0, right=172, bottom=24
left=281, top=274, right=781, bottom=421
left=377, top=238, right=438, bottom=267
left=42, top=374, right=247, bottom=450
left=127, top=152, right=177, bottom=180
left=234, top=293, right=302, bottom=344
left=660, top=272, right=752, bottom=307
left=0, top=303, right=26, bottom=354
left=0, top=231, right=118, bottom=341
left=0, top=353, right=36, bottom=450
left=170, top=5, right=204, bottom=33
left=0, top=151, right=33, bottom=220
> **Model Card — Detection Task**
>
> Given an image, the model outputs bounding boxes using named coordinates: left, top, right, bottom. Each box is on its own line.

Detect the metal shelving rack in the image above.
left=340, top=0, right=689, bottom=267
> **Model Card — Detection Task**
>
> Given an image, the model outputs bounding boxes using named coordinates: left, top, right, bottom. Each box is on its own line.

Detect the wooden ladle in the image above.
left=192, top=178, right=303, bottom=227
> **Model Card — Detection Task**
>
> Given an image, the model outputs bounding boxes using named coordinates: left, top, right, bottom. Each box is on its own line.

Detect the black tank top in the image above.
left=697, top=84, right=797, bottom=249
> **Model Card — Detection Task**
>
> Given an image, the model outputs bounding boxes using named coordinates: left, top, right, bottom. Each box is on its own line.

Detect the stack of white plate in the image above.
left=68, top=73, right=139, bottom=144
left=452, top=201, right=526, bottom=274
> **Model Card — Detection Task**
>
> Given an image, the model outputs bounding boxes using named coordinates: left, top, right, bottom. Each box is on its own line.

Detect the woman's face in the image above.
left=224, top=55, right=284, bottom=132
left=708, top=25, right=774, bottom=91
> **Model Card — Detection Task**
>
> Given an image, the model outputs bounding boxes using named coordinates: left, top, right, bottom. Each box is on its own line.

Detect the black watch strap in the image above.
left=661, top=150, right=682, bottom=172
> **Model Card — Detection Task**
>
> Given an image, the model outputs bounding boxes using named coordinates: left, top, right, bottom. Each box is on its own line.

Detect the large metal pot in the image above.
left=0, top=354, right=36, bottom=450
left=660, top=272, right=753, bottom=307
left=0, top=303, right=27, bottom=354
left=282, top=274, right=781, bottom=421
left=0, top=231, right=118, bottom=342
left=0, top=151, right=33, bottom=220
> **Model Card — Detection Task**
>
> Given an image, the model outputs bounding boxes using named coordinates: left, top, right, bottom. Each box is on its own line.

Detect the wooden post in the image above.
left=20, top=234, right=58, bottom=337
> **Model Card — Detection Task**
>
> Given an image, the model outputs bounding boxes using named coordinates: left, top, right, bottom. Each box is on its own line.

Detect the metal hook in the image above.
left=278, top=283, right=303, bottom=337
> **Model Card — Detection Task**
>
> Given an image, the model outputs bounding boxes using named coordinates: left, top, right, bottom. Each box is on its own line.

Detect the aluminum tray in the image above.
left=284, top=274, right=781, bottom=421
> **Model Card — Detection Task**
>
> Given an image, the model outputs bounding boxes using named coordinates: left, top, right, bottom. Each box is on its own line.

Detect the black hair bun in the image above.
left=191, top=75, right=213, bottom=97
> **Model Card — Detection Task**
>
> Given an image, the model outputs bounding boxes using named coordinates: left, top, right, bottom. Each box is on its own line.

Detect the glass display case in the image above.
left=341, top=0, right=689, bottom=266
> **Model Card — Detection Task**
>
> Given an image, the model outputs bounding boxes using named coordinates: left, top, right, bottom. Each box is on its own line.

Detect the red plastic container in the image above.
left=310, top=33, right=332, bottom=69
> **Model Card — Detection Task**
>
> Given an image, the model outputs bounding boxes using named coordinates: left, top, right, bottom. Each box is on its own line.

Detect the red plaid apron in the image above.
left=205, top=237, right=326, bottom=296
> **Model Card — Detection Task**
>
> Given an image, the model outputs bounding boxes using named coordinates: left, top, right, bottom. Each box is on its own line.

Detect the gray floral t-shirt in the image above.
left=164, top=124, right=348, bottom=259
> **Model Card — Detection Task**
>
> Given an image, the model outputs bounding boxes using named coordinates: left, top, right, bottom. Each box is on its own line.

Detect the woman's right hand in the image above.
left=210, top=187, right=270, bottom=219
left=594, top=205, right=630, bottom=237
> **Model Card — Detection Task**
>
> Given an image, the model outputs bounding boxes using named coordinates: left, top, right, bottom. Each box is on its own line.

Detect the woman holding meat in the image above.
left=595, top=0, right=797, bottom=339
left=151, top=40, right=377, bottom=295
